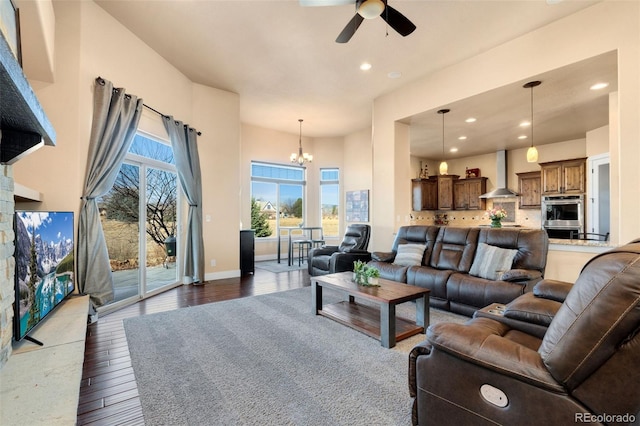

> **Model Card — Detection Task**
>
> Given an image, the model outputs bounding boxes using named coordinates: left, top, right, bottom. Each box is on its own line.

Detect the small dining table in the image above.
left=277, top=226, right=324, bottom=266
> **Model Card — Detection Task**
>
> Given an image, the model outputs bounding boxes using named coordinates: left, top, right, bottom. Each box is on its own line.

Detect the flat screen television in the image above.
left=13, top=211, right=75, bottom=343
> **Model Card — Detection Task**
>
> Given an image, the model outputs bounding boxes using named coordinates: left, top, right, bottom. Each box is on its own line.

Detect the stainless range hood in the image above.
left=479, top=150, right=519, bottom=199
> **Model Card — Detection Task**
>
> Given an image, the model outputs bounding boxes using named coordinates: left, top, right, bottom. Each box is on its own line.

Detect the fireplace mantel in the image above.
left=0, top=33, right=55, bottom=164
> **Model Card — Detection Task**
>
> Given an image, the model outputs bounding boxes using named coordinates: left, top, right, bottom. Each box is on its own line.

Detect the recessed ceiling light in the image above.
left=449, top=147, right=458, bottom=153
left=520, top=121, right=531, bottom=127
left=590, top=82, right=609, bottom=90
left=388, top=71, right=402, bottom=79
left=518, top=135, right=528, bottom=140
left=458, top=136, right=467, bottom=140
left=360, top=62, right=372, bottom=71
left=465, top=117, right=476, bottom=123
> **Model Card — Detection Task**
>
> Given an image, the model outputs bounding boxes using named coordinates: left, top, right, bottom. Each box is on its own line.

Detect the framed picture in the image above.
left=466, top=168, right=481, bottom=178
left=346, top=190, right=369, bottom=222
left=0, top=0, right=21, bottom=65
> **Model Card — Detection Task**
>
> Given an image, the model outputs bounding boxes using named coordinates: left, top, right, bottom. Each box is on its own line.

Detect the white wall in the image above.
left=586, top=125, right=609, bottom=157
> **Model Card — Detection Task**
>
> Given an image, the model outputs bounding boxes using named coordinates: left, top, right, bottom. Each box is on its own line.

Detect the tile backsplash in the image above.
left=410, top=199, right=542, bottom=229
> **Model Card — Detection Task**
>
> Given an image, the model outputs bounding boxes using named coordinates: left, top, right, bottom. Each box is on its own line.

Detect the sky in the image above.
left=17, top=211, right=74, bottom=244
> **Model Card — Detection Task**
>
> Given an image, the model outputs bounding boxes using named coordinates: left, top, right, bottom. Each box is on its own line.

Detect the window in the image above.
left=99, top=132, right=180, bottom=305
left=251, top=161, right=306, bottom=238
left=320, top=168, right=339, bottom=237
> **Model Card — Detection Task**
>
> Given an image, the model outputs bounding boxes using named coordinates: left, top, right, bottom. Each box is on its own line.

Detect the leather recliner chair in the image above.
left=409, top=239, right=640, bottom=425
left=308, top=224, right=371, bottom=276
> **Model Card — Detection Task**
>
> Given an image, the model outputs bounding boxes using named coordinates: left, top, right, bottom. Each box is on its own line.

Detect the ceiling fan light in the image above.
left=358, top=0, right=385, bottom=19
left=527, top=146, right=539, bottom=163
left=439, top=161, right=448, bottom=175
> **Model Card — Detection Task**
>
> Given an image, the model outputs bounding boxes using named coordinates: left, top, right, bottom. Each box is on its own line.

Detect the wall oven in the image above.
left=541, top=194, right=584, bottom=239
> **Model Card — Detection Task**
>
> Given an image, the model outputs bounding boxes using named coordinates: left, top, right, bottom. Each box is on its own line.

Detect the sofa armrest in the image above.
left=532, top=279, right=573, bottom=302
left=371, top=251, right=395, bottom=262
left=502, top=293, right=561, bottom=328
left=308, top=246, right=339, bottom=258
left=499, top=269, right=542, bottom=283
left=330, top=251, right=372, bottom=273
left=426, top=318, right=562, bottom=391
left=342, top=249, right=371, bottom=255
left=474, top=301, right=551, bottom=339
left=408, top=340, right=432, bottom=398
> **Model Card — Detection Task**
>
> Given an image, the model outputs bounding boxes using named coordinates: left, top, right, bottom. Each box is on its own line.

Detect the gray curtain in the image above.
left=78, top=77, right=143, bottom=307
left=163, top=117, right=205, bottom=284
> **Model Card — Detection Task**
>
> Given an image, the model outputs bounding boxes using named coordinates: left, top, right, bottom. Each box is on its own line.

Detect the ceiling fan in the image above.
left=300, top=0, right=416, bottom=43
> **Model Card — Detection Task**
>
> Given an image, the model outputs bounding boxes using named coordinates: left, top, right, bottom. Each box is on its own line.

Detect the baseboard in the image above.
left=205, top=269, right=240, bottom=281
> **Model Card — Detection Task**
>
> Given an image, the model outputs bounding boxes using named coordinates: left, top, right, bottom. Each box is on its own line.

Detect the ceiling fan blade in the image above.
left=380, top=5, right=416, bottom=37
left=336, top=14, right=364, bottom=43
left=299, top=0, right=353, bottom=6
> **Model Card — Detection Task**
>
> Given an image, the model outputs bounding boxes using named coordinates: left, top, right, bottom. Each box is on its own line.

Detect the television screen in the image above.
left=14, top=211, right=75, bottom=341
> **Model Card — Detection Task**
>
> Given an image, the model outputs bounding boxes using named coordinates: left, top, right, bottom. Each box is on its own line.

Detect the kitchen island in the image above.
left=546, top=238, right=617, bottom=282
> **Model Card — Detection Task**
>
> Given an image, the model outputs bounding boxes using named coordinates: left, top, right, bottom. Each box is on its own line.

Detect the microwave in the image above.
left=542, top=194, right=584, bottom=238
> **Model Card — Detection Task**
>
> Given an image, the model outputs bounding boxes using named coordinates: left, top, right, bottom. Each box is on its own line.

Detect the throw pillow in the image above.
left=393, top=243, right=427, bottom=266
left=469, top=243, right=518, bottom=280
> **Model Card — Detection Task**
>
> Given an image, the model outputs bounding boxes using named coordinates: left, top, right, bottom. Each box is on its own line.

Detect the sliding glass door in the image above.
left=99, top=133, right=181, bottom=309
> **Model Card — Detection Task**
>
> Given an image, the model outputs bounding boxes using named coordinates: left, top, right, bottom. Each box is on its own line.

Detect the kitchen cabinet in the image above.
left=453, top=177, right=487, bottom=210
left=540, top=158, right=586, bottom=194
left=437, top=175, right=459, bottom=210
left=517, top=171, right=541, bottom=209
left=411, top=178, right=438, bottom=211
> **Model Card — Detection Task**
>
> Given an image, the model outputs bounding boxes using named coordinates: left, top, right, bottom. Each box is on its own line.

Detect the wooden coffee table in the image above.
left=311, top=271, right=430, bottom=348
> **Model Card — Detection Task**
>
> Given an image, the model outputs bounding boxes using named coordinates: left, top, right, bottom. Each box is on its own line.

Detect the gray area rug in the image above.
left=123, top=287, right=468, bottom=425
left=255, top=260, right=307, bottom=273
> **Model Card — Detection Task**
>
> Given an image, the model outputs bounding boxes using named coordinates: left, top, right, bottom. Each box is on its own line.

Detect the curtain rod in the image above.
left=143, top=103, right=202, bottom=136
left=97, top=77, right=202, bottom=136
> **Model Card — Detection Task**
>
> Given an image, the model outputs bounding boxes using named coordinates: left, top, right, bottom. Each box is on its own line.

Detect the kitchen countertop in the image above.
left=549, top=238, right=614, bottom=247
left=548, top=238, right=616, bottom=253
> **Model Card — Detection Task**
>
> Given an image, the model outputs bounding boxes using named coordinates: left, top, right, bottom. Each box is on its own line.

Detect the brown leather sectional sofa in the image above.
left=368, top=225, right=549, bottom=316
left=408, top=239, right=640, bottom=425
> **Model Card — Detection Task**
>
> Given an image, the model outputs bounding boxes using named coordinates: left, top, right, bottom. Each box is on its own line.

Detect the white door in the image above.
left=587, top=153, right=610, bottom=236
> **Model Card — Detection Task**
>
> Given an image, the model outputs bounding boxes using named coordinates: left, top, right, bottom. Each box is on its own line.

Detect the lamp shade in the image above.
left=358, top=0, right=385, bottom=19
left=439, top=161, right=448, bottom=175
left=527, top=146, right=539, bottom=163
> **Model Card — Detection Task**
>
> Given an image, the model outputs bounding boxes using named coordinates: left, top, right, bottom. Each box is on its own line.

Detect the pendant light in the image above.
left=290, top=119, right=312, bottom=165
left=437, top=109, right=450, bottom=175
left=523, top=81, right=541, bottom=163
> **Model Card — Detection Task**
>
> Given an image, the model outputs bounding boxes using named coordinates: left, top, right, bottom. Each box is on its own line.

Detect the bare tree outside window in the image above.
left=99, top=134, right=178, bottom=273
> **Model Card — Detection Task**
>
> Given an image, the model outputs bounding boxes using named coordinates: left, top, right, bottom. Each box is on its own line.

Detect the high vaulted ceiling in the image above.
left=95, top=0, right=612, bottom=158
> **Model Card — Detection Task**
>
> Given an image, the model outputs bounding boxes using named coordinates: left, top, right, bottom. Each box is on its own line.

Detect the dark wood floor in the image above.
left=76, top=267, right=310, bottom=425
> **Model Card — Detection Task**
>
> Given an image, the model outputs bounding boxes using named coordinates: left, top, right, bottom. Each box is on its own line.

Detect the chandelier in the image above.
left=290, top=119, right=313, bottom=165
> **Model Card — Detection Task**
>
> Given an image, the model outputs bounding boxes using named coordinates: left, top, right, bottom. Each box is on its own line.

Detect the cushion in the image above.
left=393, top=243, right=426, bottom=266
left=469, top=243, right=518, bottom=280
